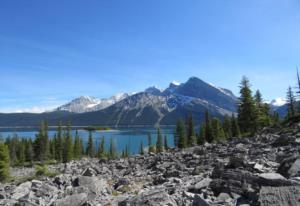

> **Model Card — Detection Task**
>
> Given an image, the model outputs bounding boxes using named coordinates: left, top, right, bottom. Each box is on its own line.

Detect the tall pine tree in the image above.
left=0, top=141, right=10, bottom=182
left=62, top=123, right=73, bottom=163
left=55, top=122, right=63, bottom=162
left=139, top=141, right=144, bottom=155
left=237, top=76, right=258, bottom=135
left=109, top=138, right=117, bottom=159
left=164, top=135, right=169, bottom=150
left=187, top=114, right=196, bottom=146
left=73, top=130, right=81, bottom=159
left=97, top=137, right=105, bottom=159
left=222, top=115, right=232, bottom=138
left=156, top=127, right=163, bottom=153
left=231, top=114, right=241, bottom=138
left=286, top=86, right=296, bottom=119
left=204, top=110, right=213, bottom=143
left=177, top=119, right=187, bottom=148
left=198, top=123, right=206, bottom=145
left=211, top=118, right=225, bottom=141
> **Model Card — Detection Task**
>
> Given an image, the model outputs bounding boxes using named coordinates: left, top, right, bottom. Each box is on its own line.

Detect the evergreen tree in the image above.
left=7, top=135, right=17, bottom=165
left=198, top=123, right=206, bottom=145
left=50, top=136, right=56, bottom=160
left=44, top=121, right=50, bottom=160
left=34, top=121, right=49, bottom=163
left=222, top=115, right=232, bottom=138
left=148, top=133, right=155, bottom=153
left=86, top=131, right=94, bottom=157
left=109, top=138, right=117, bottom=159
left=164, top=135, right=169, bottom=150
left=97, top=137, right=105, bottom=159
left=156, top=128, right=163, bottom=153
left=124, top=144, right=130, bottom=158
left=177, top=119, right=187, bottom=148
left=286, top=86, right=296, bottom=119
left=187, top=114, right=196, bottom=146
left=211, top=118, right=225, bottom=141
left=0, top=141, right=10, bottom=182
left=79, top=138, right=84, bottom=157
left=254, top=90, right=272, bottom=129
left=55, top=122, right=63, bottom=162
left=25, top=139, right=34, bottom=165
left=237, top=76, right=258, bottom=134
left=174, top=121, right=180, bottom=148
left=62, top=123, right=73, bottom=163
left=18, top=139, right=25, bottom=165
left=272, top=112, right=280, bottom=125
left=139, top=141, right=144, bottom=155
left=204, top=110, right=213, bottom=143
left=73, top=130, right=81, bottom=159
left=231, top=114, right=241, bottom=138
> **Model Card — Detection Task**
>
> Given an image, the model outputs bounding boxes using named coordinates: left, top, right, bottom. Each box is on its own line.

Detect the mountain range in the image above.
left=0, top=77, right=287, bottom=127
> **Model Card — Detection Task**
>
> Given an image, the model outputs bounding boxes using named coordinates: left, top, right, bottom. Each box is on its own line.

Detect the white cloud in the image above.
left=0, top=97, right=65, bottom=113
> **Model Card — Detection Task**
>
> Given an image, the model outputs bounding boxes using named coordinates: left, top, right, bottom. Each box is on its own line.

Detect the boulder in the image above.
left=225, top=156, right=245, bottom=169
left=278, top=156, right=300, bottom=178
left=73, top=176, right=108, bottom=199
left=192, top=194, right=210, bottom=206
left=55, top=193, right=88, bottom=206
left=272, top=135, right=296, bottom=147
left=258, top=173, right=292, bottom=187
left=189, top=178, right=212, bottom=194
left=259, top=186, right=300, bottom=206
left=118, top=189, right=177, bottom=206
left=11, top=181, right=32, bottom=200
left=82, top=167, right=96, bottom=177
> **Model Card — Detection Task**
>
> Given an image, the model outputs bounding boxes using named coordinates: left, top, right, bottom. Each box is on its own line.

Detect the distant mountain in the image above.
left=54, top=93, right=130, bottom=113
left=55, top=96, right=101, bottom=113
left=267, top=97, right=287, bottom=119
left=63, top=77, right=237, bottom=126
left=0, top=77, right=238, bottom=127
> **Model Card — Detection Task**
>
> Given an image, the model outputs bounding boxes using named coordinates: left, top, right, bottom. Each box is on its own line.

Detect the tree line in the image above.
left=0, top=122, right=169, bottom=182
left=174, top=76, right=280, bottom=148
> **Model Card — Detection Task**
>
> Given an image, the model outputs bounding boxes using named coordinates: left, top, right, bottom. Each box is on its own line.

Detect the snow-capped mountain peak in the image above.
left=55, top=96, right=101, bottom=113
left=171, top=81, right=180, bottom=86
left=270, top=97, right=287, bottom=107
left=55, top=93, right=130, bottom=113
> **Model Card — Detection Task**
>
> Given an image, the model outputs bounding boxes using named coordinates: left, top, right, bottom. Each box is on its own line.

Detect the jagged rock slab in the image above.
left=259, top=186, right=300, bottom=206
left=118, top=189, right=177, bottom=206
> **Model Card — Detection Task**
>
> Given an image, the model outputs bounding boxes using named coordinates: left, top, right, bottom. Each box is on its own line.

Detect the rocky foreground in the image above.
left=1, top=127, right=300, bottom=206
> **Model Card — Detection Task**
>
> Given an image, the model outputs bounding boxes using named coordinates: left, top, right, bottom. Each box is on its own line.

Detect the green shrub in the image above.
left=35, top=165, right=48, bottom=176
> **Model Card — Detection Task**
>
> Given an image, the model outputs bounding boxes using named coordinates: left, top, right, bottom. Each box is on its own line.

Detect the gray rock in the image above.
left=259, top=186, right=300, bottom=206
left=217, top=193, right=232, bottom=203
left=73, top=176, right=108, bottom=199
left=82, top=167, right=96, bottom=177
left=55, top=193, right=88, bottom=206
left=189, top=178, right=212, bottom=194
left=192, top=194, right=210, bottom=206
left=118, top=189, right=177, bottom=206
left=258, top=173, right=293, bottom=186
left=278, top=156, right=300, bottom=178
left=11, top=181, right=32, bottom=200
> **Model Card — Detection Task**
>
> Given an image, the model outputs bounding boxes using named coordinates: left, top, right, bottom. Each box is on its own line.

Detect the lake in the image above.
left=0, top=127, right=175, bottom=154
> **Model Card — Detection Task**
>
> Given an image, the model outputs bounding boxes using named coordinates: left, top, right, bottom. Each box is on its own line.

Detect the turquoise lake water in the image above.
left=0, top=127, right=175, bottom=154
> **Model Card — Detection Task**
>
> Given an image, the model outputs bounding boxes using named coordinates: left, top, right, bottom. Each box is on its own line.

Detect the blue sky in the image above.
left=0, top=0, right=299, bottom=112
